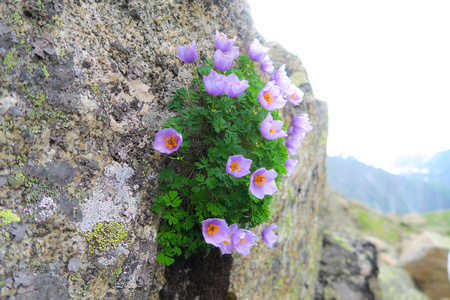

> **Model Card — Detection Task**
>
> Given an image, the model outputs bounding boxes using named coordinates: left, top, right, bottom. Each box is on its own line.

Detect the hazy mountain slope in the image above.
left=327, top=156, right=449, bottom=213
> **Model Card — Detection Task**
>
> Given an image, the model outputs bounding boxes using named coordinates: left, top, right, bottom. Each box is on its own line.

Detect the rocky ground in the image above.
left=317, top=187, right=450, bottom=300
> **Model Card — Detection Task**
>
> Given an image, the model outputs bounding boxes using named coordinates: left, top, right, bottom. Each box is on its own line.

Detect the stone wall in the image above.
left=0, top=0, right=327, bottom=299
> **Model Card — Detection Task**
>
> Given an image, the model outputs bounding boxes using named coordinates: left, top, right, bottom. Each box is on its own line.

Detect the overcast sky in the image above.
left=247, top=0, right=450, bottom=172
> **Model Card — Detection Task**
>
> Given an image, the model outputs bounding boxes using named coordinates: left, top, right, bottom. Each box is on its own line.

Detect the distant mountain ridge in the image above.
left=327, top=152, right=450, bottom=214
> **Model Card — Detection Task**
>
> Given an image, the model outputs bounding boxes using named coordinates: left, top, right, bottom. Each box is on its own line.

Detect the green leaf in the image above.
left=152, top=200, right=164, bottom=214
left=157, top=252, right=175, bottom=266
left=159, top=168, right=176, bottom=181
left=204, top=177, right=217, bottom=189
left=163, top=209, right=179, bottom=225
left=206, top=202, right=226, bottom=216
left=212, top=114, right=227, bottom=133
left=167, top=191, right=182, bottom=207
left=195, top=173, right=205, bottom=183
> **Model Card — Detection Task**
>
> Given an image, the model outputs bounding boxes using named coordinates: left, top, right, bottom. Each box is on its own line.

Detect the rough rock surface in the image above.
left=378, top=266, right=430, bottom=300
left=314, top=234, right=379, bottom=300
left=400, top=232, right=450, bottom=300
left=0, top=0, right=328, bottom=299
left=228, top=44, right=328, bottom=299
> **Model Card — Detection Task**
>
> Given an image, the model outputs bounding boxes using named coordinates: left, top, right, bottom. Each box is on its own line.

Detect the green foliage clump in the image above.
left=85, top=221, right=128, bottom=254
left=153, top=55, right=288, bottom=265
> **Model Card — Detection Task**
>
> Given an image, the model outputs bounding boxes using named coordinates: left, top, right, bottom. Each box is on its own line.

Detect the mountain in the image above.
left=327, top=154, right=450, bottom=214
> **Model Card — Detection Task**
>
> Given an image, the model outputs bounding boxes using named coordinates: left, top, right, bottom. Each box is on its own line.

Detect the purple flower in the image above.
left=288, top=126, right=306, bottom=140
left=232, top=229, right=258, bottom=255
left=227, top=46, right=240, bottom=60
left=286, top=138, right=301, bottom=155
left=249, top=167, right=278, bottom=199
left=262, top=224, right=278, bottom=248
left=283, top=84, right=304, bottom=105
left=215, top=30, right=237, bottom=52
left=285, top=159, right=299, bottom=176
left=202, top=218, right=230, bottom=247
left=249, top=38, right=269, bottom=62
left=177, top=40, right=197, bottom=63
left=153, top=128, right=183, bottom=154
left=203, top=70, right=227, bottom=96
left=292, top=113, right=313, bottom=134
left=270, top=65, right=291, bottom=91
left=218, top=223, right=238, bottom=254
left=224, top=73, right=249, bottom=97
left=226, top=155, right=252, bottom=178
left=260, top=112, right=287, bottom=140
left=261, top=56, right=275, bottom=74
left=214, top=49, right=233, bottom=71
left=257, top=81, right=287, bottom=111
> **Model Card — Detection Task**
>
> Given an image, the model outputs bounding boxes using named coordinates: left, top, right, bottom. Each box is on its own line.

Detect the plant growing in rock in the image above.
left=152, top=32, right=312, bottom=265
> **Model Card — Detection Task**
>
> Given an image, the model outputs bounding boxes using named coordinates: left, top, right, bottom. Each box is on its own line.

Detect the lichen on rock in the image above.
left=85, top=221, right=128, bottom=254
left=0, top=0, right=328, bottom=298
left=0, top=209, right=20, bottom=225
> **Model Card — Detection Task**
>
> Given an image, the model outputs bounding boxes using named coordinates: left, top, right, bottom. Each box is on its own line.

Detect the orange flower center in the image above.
left=239, top=237, right=247, bottom=244
left=230, top=161, right=241, bottom=172
left=269, top=125, right=275, bottom=134
left=254, top=174, right=267, bottom=186
left=290, top=94, right=296, bottom=98
left=163, top=134, right=178, bottom=149
left=263, top=91, right=274, bottom=104
left=223, top=240, right=230, bottom=244
left=207, top=224, right=219, bottom=235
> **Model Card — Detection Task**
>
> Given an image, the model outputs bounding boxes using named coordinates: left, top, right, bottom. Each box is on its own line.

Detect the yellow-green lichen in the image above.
left=41, top=65, right=50, bottom=79
left=8, top=171, right=26, bottom=187
left=114, top=266, right=122, bottom=275
left=2, top=50, right=18, bottom=73
left=52, top=15, right=65, bottom=28
left=91, top=84, right=102, bottom=95
left=4, top=11, right=24, bottom=27
left=0, top=209, right=20, bottom=225
left=85, top=221, right=128, bottom=254
left=71, top=272, right=81, bottom=281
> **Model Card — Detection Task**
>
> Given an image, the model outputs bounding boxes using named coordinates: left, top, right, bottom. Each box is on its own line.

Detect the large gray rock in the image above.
left=0, top=0, right=328, bottom=299
left=228, top=43, right=328, bottom=299
left=400, top=232, right=450, bottom=300
left=314, top=234, right=380, bottom=300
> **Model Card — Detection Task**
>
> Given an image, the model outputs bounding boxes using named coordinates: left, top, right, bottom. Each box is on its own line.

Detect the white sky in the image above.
left=247, top=0, right=450, bottom=172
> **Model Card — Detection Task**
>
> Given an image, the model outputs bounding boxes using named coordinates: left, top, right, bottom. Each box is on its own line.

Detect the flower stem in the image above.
left=170, top=153, right=193, bottom=166
left=242, top=60, right=254, bottom=77
left=246, top=106, right=262, bottom=125
left=192, top=63, right=205, bottom=106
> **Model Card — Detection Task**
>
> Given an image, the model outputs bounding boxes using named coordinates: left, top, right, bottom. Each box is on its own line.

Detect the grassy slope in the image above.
left=422, top=210, right=450, bottom=227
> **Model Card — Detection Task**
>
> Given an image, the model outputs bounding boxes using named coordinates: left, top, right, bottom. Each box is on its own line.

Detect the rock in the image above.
left=314, top=234, right=380, bottom=300
left=13, top=269, right=35, bottom=290
left=0, top=0, right=327, bottom=299
left=67, top=257, right=81, bottom=273
left=7, top=105, right=22, bottom=117
left=400, top=231, right=450, bottom=300
left=15, top=275, right=69, bottom=300
left=378, top=252, right=398, bottom=266
left=7, top=223, right=27, bottom=241
left=227, top=41, right=328, bottom=299
left=378, top=265, right=430, bottom=300
left=400, top=212, right=427, bottom=227
left=364, top=235, right=390, bottom=252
